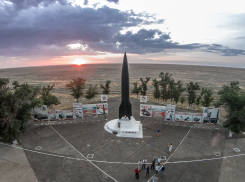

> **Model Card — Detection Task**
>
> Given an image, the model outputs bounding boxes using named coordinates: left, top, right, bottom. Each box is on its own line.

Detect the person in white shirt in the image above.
left=138, top=160, right=143, bottom=170
left=155, top=164, right=160, bottom=174
left=157, top=157, right=161, bottom=165
left=169, top=144, right=173, bottom=154
left=153, top=175, right=159, bottom=182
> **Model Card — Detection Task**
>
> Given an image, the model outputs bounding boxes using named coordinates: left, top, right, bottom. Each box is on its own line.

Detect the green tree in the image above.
left=140, top=77, right=150, bottom=96
left=66, top=77, right=86, bottom=102
left=131, top=81, right=142, bottom=97
left=0, top=78, right=9, bottom=88
left=29, top=85, right=42, bottom=110
left=41, top=85, right=60, bottom=107
left=100, top=80, right=111, bottom=94
left=85, top=84, right=99, bottom=101
left=12, top=81, right=20, bottom=89
left=180, top=96, right=186, bottom=107
left=201, top=88, right=214, bottom=107
left=30, top=85, right=41, bottom=100
left=12, top=82, right=42, bottom=111
left=195, top=95, right=202, bottom=108
left=159, top=72, right=172, bottom=104
left=152, top=79, right=160, bottom=101
left=168, top=78, right=176, bottom=103
left=14, top=83, right=33, bottom=101
left=214, top=81, right=245, bottom=134
left=0, top=79, right=41, bottom=143
left=186, top=82, right=200, bottom=108
left=173, top=81, right=186, bottom=105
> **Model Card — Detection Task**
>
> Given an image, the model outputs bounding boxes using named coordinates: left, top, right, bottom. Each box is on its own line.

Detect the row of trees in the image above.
left=0, top=78, right=60, bottom=143
left=131, top=72, right=214, bottom=108
left=131, top=73, right=245, bottom=135
left=65, top=77, right=245, bottom=135
left=65, top=78, right=112, bottom=102
left=1, top=76, right=245, bottom=143
left=0, top=77, right=112, bottom=143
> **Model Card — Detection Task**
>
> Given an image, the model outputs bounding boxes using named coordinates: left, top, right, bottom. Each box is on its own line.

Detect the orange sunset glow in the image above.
left=71, top=58, right=88, bottom=65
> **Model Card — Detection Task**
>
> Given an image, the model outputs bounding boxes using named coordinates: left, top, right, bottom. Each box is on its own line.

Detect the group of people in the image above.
left=135, top=159, right=148, bottom=179
left=134, top=131, right=173, bottom=180
left=135, top=155, right=166, bottom=180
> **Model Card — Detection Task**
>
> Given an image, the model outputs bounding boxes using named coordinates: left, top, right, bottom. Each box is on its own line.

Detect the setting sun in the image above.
left=71, top=58, right=88, bottom=65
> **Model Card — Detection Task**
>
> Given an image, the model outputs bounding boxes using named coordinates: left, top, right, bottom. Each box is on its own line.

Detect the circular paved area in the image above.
left=19, top=97, right=244, bottom=182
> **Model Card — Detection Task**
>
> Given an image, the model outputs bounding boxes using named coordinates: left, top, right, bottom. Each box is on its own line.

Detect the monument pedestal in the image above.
left=104, top=116, right=143, bottom=138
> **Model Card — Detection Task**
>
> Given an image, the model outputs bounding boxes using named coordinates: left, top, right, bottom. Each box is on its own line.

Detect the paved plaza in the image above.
left=1, top=97, right=245, bottom=182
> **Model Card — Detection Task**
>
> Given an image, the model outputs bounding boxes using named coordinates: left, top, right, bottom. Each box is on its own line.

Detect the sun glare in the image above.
left=72, top=58, right=88, bottom=65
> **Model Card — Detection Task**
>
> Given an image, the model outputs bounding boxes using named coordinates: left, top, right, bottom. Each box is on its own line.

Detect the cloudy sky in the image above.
left=1, top=0, right=245, bottom=68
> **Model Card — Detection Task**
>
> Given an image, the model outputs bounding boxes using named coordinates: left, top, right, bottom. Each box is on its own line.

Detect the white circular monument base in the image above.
left=104, top=116, right=143, bottom=138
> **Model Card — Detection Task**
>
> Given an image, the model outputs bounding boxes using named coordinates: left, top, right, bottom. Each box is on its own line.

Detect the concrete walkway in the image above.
left=218, top=138, right=245, bottom=182
left=0, top=142, right=38, bottom=182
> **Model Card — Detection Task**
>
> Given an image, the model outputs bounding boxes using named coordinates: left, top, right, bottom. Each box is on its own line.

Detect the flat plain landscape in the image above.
left=1, top=65, right=245, bottom=182
left=1, top=64, right=245, bottom=110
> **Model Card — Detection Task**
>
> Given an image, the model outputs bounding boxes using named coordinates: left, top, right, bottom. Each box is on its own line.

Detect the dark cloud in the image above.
left=5, top=0, right=68, bottom=10
left=0, top=6, right=138, bottom=46
left=0, top=2, right=244, bottom=59
left=76, top=29, right=206, bottom=55
left=106, top=0, right=119, bottom=3
left=205, top=45, right=245, bottom=56
left=93, top=3, right=100, bottom=8
left=83, top=0, right=119, bottom=6
left=234, top=36, right=245, bottom=40
left=0, top=3, right=165, bottom=55
left=84, top=0, right=88, bottom=5
left=212, top=44, right=222, bottom=47
left=221, top=48, right=245, bottom=56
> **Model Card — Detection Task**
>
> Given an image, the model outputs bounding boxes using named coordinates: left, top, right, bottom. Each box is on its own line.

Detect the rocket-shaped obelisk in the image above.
left=119, top=52, right=132, bottom=120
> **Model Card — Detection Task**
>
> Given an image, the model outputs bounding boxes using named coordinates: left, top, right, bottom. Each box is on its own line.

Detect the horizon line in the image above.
left=1, top=63, right=245, bottom=70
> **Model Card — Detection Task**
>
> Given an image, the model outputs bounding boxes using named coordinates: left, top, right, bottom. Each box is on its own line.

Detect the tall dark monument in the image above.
left=119, top=52, right=132, bottom=120
left=104, top=52, right=143, bottom=138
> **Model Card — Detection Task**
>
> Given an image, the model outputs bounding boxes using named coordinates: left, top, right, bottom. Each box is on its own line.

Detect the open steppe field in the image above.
left=1, top=64, right=245, bottom=110
left=15, top=97, right=245, bottom=182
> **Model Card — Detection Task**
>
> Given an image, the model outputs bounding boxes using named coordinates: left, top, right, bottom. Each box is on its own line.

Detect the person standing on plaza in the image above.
left=169, top=143, right=173, bottom=154
left=138, top=160, right=143, bottom=171
left=157, top=157, right=161, bottom=165
left=145, top=166, right=150, bottom=178
left=155, top=164, right=160, bottom=174
left=142, top=159, right=146, bottom=169
left=151, top=160, right=155, bottom=170
left=153, top=141, right=155, bottom=147
left=153, top=155, right=157, bottom=162
left=153, top=174, right=159, bottom=182
left=161, top=165, right=166, bottom=176
left=135, top=168, right=139, bottom=180
left=157, top=130, right=160, bottom=137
